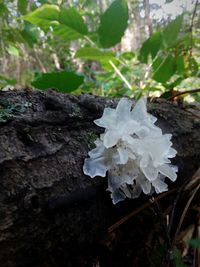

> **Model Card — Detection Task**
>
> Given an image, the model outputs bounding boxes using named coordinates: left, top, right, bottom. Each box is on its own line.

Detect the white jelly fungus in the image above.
left=83, top=98, right=178, bottom=204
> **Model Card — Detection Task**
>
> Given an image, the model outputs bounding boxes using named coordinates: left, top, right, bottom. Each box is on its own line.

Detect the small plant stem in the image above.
left=169, top=88, right=200, bottom=100
left=152, top=198, right=176, bottom=267
left=109, top=60, right=132, bottom=90
left=84, top=36, right=96, bottom=46
left=172, top=183, right=200, bottom=246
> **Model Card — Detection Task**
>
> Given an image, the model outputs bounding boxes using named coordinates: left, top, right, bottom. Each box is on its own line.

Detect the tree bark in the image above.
left=126, top=0, right=142, bottom=50
left=143, top=0, right=153, bottom=36
left=0, top=90, right=199, bottom=267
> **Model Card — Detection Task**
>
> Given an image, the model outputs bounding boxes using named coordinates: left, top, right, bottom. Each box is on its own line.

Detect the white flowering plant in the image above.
left=83, top=98, right=178, bottom=204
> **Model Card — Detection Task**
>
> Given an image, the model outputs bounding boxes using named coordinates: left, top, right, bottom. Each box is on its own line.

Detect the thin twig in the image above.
left=172, top=183, right=200, bottom=246
left=33, top=48, right=47, bottom=73
left=84, top=35, right=96, bottom=46
left=152, top=198, right=176, bottom=267
left=108, top=188, right=177, bottom=233
left=169, top=88, right=200, bottom=101
left=167, top=175, right=195, bottom=236
left=109, top=60, right=132, bottom=90
left=169, top=168, right=200, bottom=238
left=167, top=187, right=182, bottom=236
left=184, top=168, right=200, bottom=191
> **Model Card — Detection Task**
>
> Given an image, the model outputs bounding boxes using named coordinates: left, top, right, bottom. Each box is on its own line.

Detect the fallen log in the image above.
left=0, top=90, right=199, bottom=267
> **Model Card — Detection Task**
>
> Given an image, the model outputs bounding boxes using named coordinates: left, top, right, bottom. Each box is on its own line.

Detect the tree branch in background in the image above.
left=189, top=0, right=199, bottom=57
left=33, top=48, right=47, bottom=73
left=143, top=0, right=153, bottom=36
left=52, top=53, right=61, bottom=70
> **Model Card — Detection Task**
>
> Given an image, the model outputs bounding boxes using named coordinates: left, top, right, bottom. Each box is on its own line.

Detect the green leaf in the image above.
left=18, top=0, right=28, bottom=14
left=119, top=51, right=135, bottom=61
left=75, top=47, right=119, bottom=70
left=22, top=4, right=60, bottom=29
left=75, top=47, right=115, bottom=61
left=163, top=15, right=183, bottom=47
left=21, top=22, right=38, bottom=47
left=31, top=71, right=84, bottom=92
left=39, top=0, right=60, bottom=3
left=98, top=0, right=128, bottom=48
left=59, top=7, right=88, bottom=35
left=176, top=55, right=185, bottom=74
left=53, top=7, right=88, bottom=41
left=23, top=5, right=88, bottom=41
left=173, top=249, right=187, bottom=267
left=139, top=31, right=163, bottom=63
left=168, top=77, right=184, bottom=89
left=0, top=75, right=16, bottom=87
left=0, top=3, right=8, bottom=16
left=149, top=246, right=164, bottom=266
left=188, top=238, right=200, bottom=248
left=7, top=45, right=20, bottom=57
left=153, top=55, right=176, bottom=83
left=160, top=90, right=173, bottom=99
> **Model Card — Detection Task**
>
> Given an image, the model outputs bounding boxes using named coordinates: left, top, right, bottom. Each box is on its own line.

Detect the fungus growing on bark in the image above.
left=83, top=98, right=177, bottom=204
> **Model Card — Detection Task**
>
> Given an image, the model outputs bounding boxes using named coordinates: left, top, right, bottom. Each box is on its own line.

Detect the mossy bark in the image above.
left=0, top=90, right=199, bottom=267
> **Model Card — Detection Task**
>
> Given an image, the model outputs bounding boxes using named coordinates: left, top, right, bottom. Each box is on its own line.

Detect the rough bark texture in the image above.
left=0, top=90, right=199, bottom=267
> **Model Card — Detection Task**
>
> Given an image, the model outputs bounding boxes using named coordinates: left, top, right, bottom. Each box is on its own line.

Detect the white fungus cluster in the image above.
left=83, top=98, right=178, bottom=204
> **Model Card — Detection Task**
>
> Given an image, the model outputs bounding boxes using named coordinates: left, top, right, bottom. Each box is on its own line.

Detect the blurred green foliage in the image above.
left=0, top=0, right=199, bottom=101
left=188, top=238, right=200, bottom=248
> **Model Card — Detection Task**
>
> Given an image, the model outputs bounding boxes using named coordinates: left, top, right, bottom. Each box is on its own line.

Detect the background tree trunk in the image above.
left=0, top=90, right=199, bottom=267
left=143, top=0, right=153, bottom=36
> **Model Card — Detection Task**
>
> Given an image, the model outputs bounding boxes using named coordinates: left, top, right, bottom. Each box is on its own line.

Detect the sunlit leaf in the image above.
left=120, top=51, right=135, bottom=60
left=75, top=47, right=115, bottom=60
left=75, top=47, right=119, bottom=70
left=7, top=45, right=20, bottom=57
left=101, top=58, right=120, bottom=71
left=31, top=71, right=84, bottom=92
left=53, top=7, right=88, bottom=41
left=98, top=0, right=128, bottom=48
left=22, top=4, right=60, bottom=29
left=39, top=0, right=60, bottom=3
left=23, top=5, right=88, bottom=41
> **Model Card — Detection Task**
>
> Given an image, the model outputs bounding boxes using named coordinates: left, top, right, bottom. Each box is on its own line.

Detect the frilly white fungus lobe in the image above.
left=83, top=98, right=178, bottom=204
